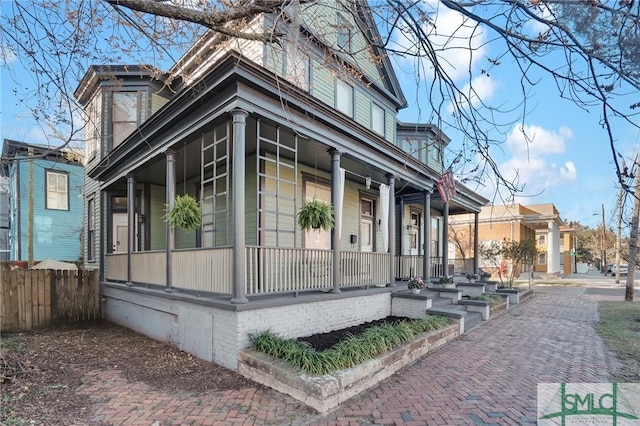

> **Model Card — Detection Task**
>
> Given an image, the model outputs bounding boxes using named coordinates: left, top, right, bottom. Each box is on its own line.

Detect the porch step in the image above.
left=421, top=290, right=454, bottom=307
left=463, top=311, right=483, bottom=332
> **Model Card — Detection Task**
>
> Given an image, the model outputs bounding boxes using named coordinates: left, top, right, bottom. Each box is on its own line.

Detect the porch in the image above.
left=104, top=248, right=465, bottom=296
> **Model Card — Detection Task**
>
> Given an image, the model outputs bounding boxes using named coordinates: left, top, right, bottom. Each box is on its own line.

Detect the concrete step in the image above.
left=464, top=311, right=483, bottom=332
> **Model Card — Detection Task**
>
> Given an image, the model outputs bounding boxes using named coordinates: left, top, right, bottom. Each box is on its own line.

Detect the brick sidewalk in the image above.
left=78, top=286, right=624, bottom=425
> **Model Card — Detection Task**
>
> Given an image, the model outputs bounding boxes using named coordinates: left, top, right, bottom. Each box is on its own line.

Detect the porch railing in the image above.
left=340, top=251, right=390, bottom=287
left=105, top=253, right=127, bottom=282
left=246, top=246, right=333, bottom=294
left=395, top=256, right=457, bottom=279
left=132, top=251, right=165, bottom=285
left=172, top=247, right=233, bottom=294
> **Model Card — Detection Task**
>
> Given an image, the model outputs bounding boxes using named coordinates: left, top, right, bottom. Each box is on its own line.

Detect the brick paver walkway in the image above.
left=78, top=284, right=628, bottom=425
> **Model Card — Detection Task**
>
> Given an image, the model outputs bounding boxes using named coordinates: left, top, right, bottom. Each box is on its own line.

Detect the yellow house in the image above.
left=449, top=203, right=576, bottom=277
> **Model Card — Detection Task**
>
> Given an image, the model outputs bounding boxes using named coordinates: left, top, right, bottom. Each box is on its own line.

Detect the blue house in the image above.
left=0, top=140, right=84, bottom=263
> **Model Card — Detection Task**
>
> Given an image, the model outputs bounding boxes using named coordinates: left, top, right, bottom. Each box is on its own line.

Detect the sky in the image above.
left=1, top=0, right=639, bottom=232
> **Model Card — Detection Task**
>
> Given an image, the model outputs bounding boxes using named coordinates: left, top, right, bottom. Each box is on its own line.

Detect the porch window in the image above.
left=45, top=170, right=68, bottom=210
left=112, top=92, right=139, bottom=149
left=336, top=80, right=353, bottom=117
left=336, top=13, right=351, bottom=52
left=87, top=197, right=95, bottom=261
left=371, top=103, right=385, bottom=136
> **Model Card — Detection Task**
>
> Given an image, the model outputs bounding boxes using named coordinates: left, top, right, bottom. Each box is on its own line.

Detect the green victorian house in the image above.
left=75, top=0, right=488, bottom=371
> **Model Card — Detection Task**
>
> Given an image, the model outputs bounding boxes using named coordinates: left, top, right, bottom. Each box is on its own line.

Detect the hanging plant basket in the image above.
left=297, top=199, right=335, bottom=231
left=164, top=194, right=201, bottom=231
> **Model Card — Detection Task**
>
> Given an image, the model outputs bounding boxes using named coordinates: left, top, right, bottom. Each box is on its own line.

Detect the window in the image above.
left=46, top=170, right=68, bottom=210
left=285, top=45, right=309, bottom=90
left=87, top=198, right=95, bottom=261
left=85, top=94, right=101, bottom=160
left=336, top=80, right=353, bottom=116
left=337, top=14, right=351, bottom=52
left=371, top=103, right=385, bottom=136
left=538, top=253, right=547, bottom=265
left=538, top=234, right=546, bottom=245
left=112, top=92, right=139, bottom=149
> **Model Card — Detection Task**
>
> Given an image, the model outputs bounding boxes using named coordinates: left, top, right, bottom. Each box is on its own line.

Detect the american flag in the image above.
left=436, top=170, right=456, bottom=203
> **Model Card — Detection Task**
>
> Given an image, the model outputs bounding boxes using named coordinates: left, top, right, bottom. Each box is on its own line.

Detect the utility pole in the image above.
left=615, top=186, right=623, bottom=284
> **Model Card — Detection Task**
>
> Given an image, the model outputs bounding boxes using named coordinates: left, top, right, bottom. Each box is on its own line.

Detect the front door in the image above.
left=360, top=198, right=374, bottom=252
left=409, top=212, right=421, bottom=255
left=113, top=213, right=128, bottom=253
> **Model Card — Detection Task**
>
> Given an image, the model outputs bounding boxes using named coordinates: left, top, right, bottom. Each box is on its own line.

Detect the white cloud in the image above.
left=448, top=74, right=499, bottom=113
left=499, top=124, right=577, bottom=199
left=391, top=0, right=488, bottom=83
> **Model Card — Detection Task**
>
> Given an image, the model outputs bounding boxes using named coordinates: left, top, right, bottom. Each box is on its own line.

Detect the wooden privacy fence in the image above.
left=1, top=269, right=100, bottom=332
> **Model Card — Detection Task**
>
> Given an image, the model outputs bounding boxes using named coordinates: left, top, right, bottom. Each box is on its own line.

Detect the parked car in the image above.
left=608, top=264, right=628, bottom=275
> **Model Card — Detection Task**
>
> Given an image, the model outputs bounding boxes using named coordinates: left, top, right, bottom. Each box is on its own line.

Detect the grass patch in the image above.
left=596, top=301, right=640, bottom=382
left=469, top=294, right=505, bottom=307
left=249, top=316, right=452, bottom=375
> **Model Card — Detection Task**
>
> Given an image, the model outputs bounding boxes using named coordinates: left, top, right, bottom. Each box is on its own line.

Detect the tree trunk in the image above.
left=625, top=154, right=639, bottom=301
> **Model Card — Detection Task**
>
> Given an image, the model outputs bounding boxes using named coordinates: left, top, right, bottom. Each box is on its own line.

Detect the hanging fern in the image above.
left=165, top=194, right=201, bottom=231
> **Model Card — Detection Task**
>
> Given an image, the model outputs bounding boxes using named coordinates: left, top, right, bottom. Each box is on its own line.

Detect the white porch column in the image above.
left=165, top=150, right=176, bottom=291
left=547, top=220, right=560, bottom=274
left=442, top=202, right=449, bottom=276
left=473, top=212, right=479, bottom=275
left=387, top=174, right=396, bottom=286
left=330, top=149, right=342, bottom=294
left=126, top=173, right=136, bottom=286
left=422, top=190, right=432, bottom=283
left=231, top=109, right=249, bottom=304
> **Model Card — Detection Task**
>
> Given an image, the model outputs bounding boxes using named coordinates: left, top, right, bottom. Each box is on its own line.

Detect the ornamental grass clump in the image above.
left=248, top=315, right=452, bottom=375
left=470, top=294, right=505, bottom=307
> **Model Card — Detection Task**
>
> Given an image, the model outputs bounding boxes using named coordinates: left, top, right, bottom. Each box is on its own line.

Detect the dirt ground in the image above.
left=1, top=320, right=262, bottom=425
left=1, top=317, right=411, bottom=425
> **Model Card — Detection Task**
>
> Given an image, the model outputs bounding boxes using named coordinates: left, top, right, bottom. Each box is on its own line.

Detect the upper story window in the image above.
left=85, top=94, right=101, bottom=161
left=371, top=103, right=385, bottom=136
left=285, top=45, right=309, bottom=91
left=112, top=92, right=140, bottom=149
left=429, top=142, right=441, bottom=165
left=337, top=14, right=351, bottom=52
left=336, top=79, right=353, bottom=116
left=87, top=197, right=95, bottom=261
left=538, top=234, right=546, bottom=245
left=46, top=170, right=68, bottom=210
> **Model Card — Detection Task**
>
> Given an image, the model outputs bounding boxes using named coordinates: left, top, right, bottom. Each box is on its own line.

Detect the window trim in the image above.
left=87, top=197, right=95, bottom=262
left=45, top=169, right=69, bottom=211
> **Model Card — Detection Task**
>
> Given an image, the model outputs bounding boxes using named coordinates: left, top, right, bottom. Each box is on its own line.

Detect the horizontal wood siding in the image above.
left=354, top=89, right=371, bottom=129
left=310, top=59, right=334, bottom=106
left=385, top=110, right=395, bottom=144
left=16, top=158, right=83, bottom=261
left=149, top=184, right=167, bottom=250
left=1, top=269, right=100, bottom=332
left=150, top=93, right=169, bottom=115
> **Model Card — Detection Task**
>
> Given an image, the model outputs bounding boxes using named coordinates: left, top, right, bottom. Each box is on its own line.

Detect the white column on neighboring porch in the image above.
left=473, top=212, right=479, bottom=275
left=422, top=190, right=432, bottom=283
left=126, top=173, right=136, bottom=286
left=547, top=220, right=560, bottom=274
left=387, top=174, right=396, bottom=286
left=330, top=149, right=342, bottom=294
left=165, top=150, right=176, bottom=291
left=231, top=109, right=249, bottom=304
left=442, top=202, right=449, bottom=277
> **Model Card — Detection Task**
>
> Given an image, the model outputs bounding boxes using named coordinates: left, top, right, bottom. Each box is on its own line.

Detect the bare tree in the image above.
left=1, top=0, right=638, bottom=199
